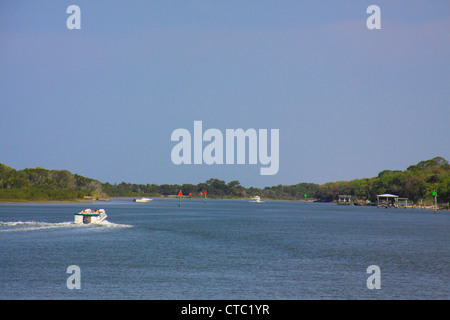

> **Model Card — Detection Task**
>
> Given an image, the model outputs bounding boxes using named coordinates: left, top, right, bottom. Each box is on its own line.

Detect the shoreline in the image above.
left=0, top=196, right=317, bottom=204
left=0, top=199, right=96, bottom=204
left=1, top=197, right=448, bottom=210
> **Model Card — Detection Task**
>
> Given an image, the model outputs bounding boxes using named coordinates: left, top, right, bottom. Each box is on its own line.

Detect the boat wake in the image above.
left=93, top=220, right=133, bottom=228
left=0, top=220, right=133, bottom=232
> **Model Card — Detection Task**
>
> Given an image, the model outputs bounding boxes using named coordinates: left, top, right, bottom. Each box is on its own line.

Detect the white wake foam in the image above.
left=89, top=220, right=133, bottom=228
left=0, top=220, right=132, bottom=232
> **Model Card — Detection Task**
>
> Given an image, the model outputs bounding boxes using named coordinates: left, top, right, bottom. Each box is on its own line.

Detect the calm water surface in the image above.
left=0, top=199, right=448, bottom=299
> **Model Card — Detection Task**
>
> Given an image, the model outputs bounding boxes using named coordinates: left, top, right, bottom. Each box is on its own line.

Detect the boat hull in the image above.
left=134, top=198, right=152, bottom=203
left=74, top=209, right=107, bottom=224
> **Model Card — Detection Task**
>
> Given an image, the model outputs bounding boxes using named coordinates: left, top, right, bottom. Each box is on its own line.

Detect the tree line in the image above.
left=314, top=157, right=450, bottom=204
left=0, top=157, right=449, bottom=203
left=0, top=164, right=103, bottom=201
left=102, top=179, right=319, bottom=201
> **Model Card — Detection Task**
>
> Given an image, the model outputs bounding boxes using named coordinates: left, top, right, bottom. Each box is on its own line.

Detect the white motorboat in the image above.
left=134, top=197, right=152, bottom=203
left=74, top=209, right=107, bottom=224
left=251, top=195, right=262, bottom=203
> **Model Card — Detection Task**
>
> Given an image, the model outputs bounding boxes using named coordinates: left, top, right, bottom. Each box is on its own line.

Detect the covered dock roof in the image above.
left=377, top=194, right=399, bottom=198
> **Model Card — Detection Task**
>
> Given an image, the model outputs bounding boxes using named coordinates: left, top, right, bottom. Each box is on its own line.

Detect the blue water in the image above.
left=0, top=199, right=448, bottom=299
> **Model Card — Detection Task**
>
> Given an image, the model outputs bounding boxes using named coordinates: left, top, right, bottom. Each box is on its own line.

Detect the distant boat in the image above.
left=134, top=197, right=152, bottom=203
left=250, top=195, right=262, bottom=203
left=74, top=209, right=107, bottom=224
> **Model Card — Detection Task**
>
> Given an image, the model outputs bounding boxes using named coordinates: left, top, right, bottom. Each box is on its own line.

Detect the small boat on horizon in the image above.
left=74, top=209, right=107, bottom=224
left=134, top=197, right=153, bottom=203
left=250, top=195, right=262, bottom=203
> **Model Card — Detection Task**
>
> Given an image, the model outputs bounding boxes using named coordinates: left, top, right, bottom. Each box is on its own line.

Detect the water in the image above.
left=0, top=199, right=448, bottom=300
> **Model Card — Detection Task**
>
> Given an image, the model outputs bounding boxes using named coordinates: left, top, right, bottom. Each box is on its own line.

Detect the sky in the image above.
left=0, top=1, right=449, bottom=188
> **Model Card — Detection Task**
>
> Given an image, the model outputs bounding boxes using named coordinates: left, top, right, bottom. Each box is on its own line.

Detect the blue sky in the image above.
left=0, top=1, right=449, bottom=187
